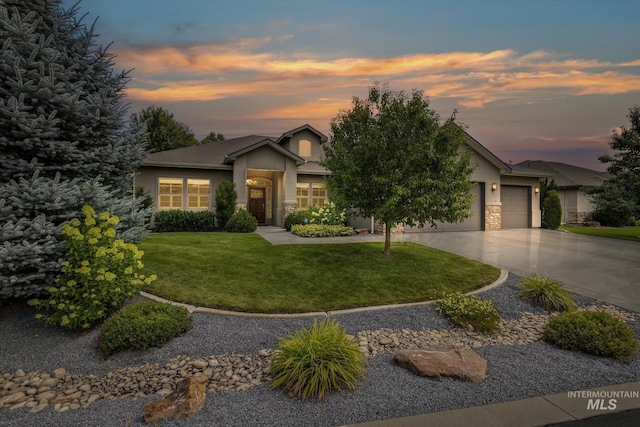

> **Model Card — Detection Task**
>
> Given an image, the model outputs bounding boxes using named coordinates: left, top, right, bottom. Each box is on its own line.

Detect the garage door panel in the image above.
left=501, top=185, right=529, bottom=229
left=405, top=184, right=483, bottom=233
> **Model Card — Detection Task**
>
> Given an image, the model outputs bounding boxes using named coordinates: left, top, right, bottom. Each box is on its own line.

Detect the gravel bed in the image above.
left=1, top=273, right=639, bottom=426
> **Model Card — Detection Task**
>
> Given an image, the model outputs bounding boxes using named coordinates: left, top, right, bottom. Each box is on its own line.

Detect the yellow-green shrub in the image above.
left=29, top=205, right=156, bottom=329
left=270, top=318, right=366, bottom=400
left=291, top=224, right=355, bottom=237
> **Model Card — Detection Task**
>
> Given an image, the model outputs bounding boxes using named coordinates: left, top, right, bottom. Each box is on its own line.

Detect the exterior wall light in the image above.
left=491, top=182, right=497, bottom=191
left=535, top=186, right=540, bottom=194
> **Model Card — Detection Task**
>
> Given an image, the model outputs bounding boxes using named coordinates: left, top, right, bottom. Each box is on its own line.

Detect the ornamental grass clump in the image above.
left=98, top=301, right=192, bottom=358
left=519, top=275, right=577, bottom=312
left=29, top=205, right=156, bottom=329
left=434, top=292, right=502, bottom=332
left=543, top=310, right=638, bottom=361
left=270, top=318, right=366, bottom=400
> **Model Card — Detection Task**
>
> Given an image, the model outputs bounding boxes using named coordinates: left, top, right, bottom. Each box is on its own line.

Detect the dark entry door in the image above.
left=248, top=188, right=265, bottom=223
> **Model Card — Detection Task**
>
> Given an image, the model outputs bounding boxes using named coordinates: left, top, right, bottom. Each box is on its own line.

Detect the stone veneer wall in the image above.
left=235, top=202, right=247, bottom=211
left=373, top=220, right=405, bottom=234
left=282, top=202, right=297, bottom=226
left=568, top=211, right=592, bottom=225
left=485, top=205, right=501, bottom=230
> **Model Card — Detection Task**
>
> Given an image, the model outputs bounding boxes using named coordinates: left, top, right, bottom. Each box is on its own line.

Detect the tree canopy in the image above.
left=589, top=106, right=640, bottom=226
left=321, top=83, right=476, bottom=256
left=201, top=131, right=225, bottom=144
left=130, top=106, right=199, bottom=152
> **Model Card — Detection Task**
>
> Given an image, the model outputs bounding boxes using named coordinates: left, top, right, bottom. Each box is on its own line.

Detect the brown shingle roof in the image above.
left=142, top=135, right=274, bottom=168
left=515, top=160, right=610, bottom=188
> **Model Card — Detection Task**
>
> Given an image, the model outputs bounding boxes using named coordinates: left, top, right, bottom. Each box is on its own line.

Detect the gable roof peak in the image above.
left=275, top=124, right=328, bottom=144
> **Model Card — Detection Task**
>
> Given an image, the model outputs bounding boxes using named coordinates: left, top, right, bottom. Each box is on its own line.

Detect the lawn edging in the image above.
left=140, top=269, right=509, bottom=319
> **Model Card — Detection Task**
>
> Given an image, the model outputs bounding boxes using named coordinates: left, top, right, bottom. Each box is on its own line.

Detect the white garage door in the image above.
left=501, top=185, right=529, bottom=229
left=405, top=184, right=483, bottom=232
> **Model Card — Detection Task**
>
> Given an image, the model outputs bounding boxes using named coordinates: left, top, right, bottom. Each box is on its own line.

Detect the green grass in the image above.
left=138, top=232, right=500, bottom=313
left=560, top=226, right=640, bottom=243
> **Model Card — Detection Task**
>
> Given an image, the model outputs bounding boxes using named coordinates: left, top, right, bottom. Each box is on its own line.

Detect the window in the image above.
left=297, top=184, right=309, bottom=210
left=187, top=179, right=210, bottom=210
left=158, top=178, right=183, bottom=210
left=312, top=183, right=327, bottom=207
left=299, top=139, right=311, bottom=157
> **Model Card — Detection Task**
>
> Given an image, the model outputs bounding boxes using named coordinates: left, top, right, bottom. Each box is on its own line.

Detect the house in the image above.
left=135, top=124, right=544, bottom=232
left=514, top=160, right=610, bottom=225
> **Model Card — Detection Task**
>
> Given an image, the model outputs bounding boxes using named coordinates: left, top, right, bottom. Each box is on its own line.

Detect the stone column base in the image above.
left=485, top=205, right=501, bottom=230
left=282, top=202, right=297, bottom=227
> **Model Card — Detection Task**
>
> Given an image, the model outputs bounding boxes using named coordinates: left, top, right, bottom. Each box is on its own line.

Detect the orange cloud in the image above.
left=115, top=40, right=640, bottom=109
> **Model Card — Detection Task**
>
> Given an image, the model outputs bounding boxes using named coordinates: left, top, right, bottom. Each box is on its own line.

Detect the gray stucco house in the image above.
left=135, top=124, right=543, bottom=232
left=515, top=160, right=610, bottom=225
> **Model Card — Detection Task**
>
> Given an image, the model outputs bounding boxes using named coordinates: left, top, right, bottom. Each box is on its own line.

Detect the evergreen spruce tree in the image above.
left=0, top=0, right=149, bottom=300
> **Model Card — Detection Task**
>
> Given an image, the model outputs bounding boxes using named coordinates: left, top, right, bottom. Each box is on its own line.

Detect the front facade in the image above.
left=515, top=161, right=609, bottom=225
left=136, top=124, right=543, bottom=232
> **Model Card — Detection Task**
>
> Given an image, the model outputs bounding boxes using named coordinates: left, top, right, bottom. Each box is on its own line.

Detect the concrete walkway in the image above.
left=257, top=227, right=640, bottom=312
left=255, top=226, right=640, bottom=426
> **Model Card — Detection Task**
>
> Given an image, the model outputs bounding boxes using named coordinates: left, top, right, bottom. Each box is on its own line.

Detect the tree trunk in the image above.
left=384, top=222, right=391, bottom=257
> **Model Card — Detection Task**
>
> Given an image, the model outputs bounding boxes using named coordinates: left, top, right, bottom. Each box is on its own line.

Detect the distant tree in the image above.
left=540, top=178, right=560, bottom=228
left=201, top=131, right=225, bottom=144
left=0, top=0, right=149, bottom=300
left=542, top=190, right=562, bottom=230
left=215, top=180, right=237, bottom=230
left=321, top=83, right=476, bottom=256
left=589, top=106, right=640, bottom=226
left=130, top=106, right=198, bottom=152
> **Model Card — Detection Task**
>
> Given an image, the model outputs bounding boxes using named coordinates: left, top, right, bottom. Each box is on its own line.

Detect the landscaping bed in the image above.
left=1, top=274, right=639, bottom=426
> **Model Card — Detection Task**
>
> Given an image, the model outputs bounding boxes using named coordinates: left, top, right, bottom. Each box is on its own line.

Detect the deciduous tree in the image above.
left=130, top=106, right=199, bottom=152
left=321, top=83, right=476, bottom=256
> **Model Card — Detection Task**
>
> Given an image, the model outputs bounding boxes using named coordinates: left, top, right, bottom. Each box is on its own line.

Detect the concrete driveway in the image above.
left=257, top=227, right=640, bottom=312
left=398, top=229, right=640, bottom=312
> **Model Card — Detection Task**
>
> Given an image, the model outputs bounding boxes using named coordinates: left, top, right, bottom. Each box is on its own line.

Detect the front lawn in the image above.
left=560, top=225, right=640, bottom=243
left=138, top=233, right=500, bottom=314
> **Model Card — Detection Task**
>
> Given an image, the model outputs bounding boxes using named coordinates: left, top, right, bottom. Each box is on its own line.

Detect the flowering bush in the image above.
left=434, top=292, right=502, bottom=332
left=307, top=202, right=347, bottom=226
left=29, top=205, right=156, bottom=329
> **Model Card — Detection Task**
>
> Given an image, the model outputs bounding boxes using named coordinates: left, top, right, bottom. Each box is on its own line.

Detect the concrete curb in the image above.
left=140, top=269, right=509, bottom=318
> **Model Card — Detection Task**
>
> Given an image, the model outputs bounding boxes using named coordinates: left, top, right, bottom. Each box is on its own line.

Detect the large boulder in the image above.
left=144, top=373, right=210, bottom=424
left=394, top=347, right=487, bottom=383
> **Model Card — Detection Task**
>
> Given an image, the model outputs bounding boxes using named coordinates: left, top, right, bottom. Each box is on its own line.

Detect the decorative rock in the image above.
left=52, top=368, right=67, bottom=379
left=192, top=360, right=208, bottom=370
left=395, top=347, right=487, bottom=383
left=143, top=374, right=209, bottom=424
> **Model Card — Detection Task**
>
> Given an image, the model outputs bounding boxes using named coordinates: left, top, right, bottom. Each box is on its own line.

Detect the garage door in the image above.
left=501, top=185, right=529, bottom=229
left=405, top=184, right=483, bottom=232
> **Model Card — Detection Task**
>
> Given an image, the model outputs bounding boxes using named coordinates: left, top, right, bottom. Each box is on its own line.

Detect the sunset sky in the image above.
left=63, top=0, right=640, bottom=170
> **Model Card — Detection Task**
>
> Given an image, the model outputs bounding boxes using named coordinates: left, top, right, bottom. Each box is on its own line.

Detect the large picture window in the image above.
left=158, top=178, right=183, bottom=210
left=158, top=178, right=210, bottom=210
left=187, top=179, right=210, bottom=210
left=297, top=184, right=309, bottom=210
left=312, top=183, right=327, bottom=207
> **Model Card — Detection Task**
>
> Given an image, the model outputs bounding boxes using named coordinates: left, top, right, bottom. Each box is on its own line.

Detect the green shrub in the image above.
left=542, top=189, right=562, bottom=230
left=270, top=318, right=366, bottom=400
left=291, top=224, right=355, bottom=237
left=284, top=211, right=308, bottom=231
left=98, top=300, right=192, bottom=358
left=225, top=208, right=258, bottom=233
left=434, top=293, right=502, bottom=332
left=153, top=210, right=215, bottom=232
left=543, top=310, right=638, bottom=361
left=29, top=205, right=156, bottom=329
left=215, top=180, right=237, bottom=230
left=519, top=275, right=577, bottom=312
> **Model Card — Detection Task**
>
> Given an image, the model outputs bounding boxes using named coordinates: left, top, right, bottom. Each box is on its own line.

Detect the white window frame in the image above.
left=187, top=179, right=210, bottom=210
left=158, top=178, right=183, bottom=210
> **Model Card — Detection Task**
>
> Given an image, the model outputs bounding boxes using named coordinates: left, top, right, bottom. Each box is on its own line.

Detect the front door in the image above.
left=248, top=187, right=266, bottom=223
